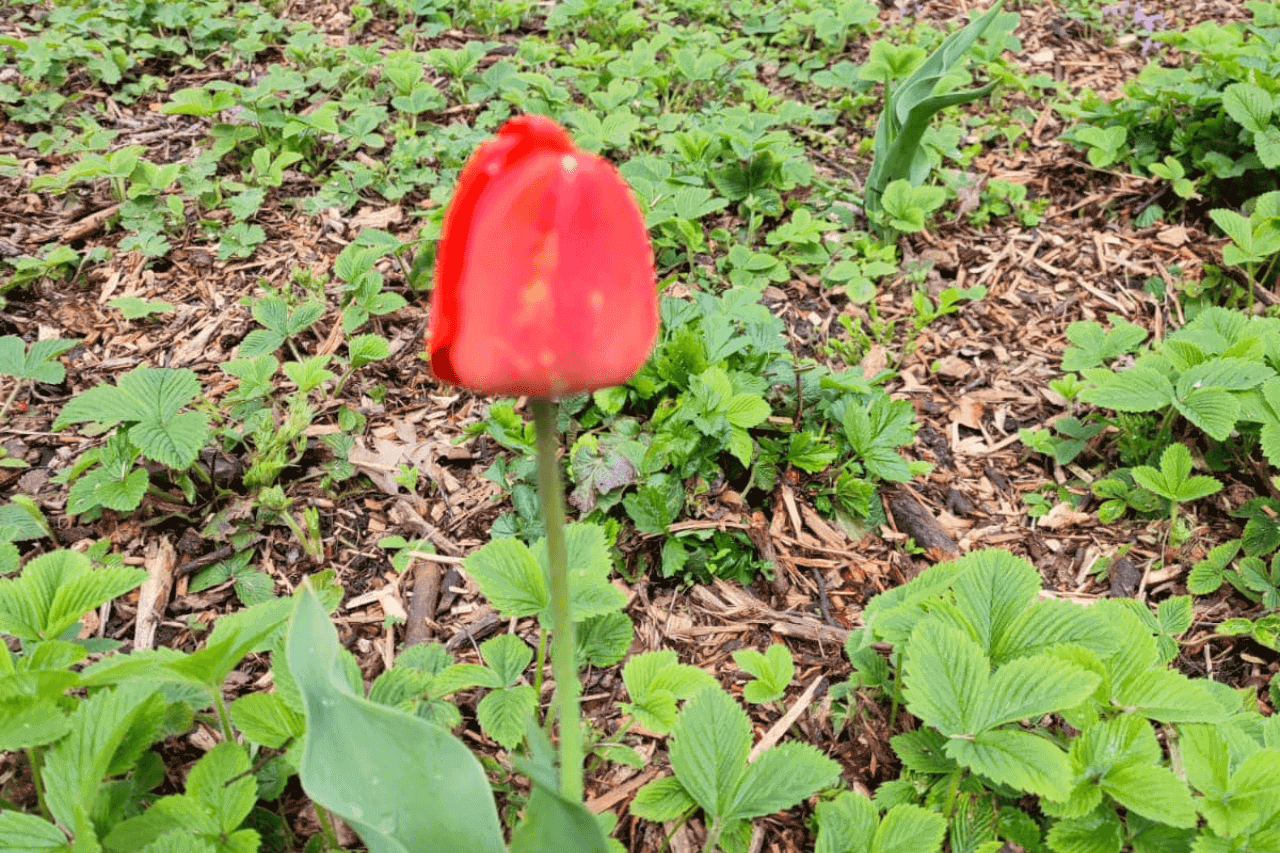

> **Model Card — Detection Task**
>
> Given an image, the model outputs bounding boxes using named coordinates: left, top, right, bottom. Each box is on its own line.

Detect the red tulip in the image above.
left=427, top=115, right=658, bottom=397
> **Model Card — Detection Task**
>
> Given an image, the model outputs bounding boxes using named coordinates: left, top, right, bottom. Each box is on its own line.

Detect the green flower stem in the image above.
left=531, top=397, right=583, bottom=802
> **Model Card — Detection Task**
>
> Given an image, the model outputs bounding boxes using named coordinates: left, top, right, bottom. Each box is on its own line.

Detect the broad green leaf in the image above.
left=631, top=776, right=697, bottom=822
left=42, top=682, right=167, bottom=841
left=287, top=583, right=504, bottom=853
left=509, top=784, right=611, bottom=853
left=978, top=654, right=1098, bottom=730
left=1044, top=807, right=1124, bottom=853
left=620, top=651, right=717, bottom=735
left=727, top=741, right=840, bottom=821
left=1222, top=82, right=1274, bottom=134
left=668, top=687, right=751, bottom=819
left=1100, top=762, right=1197, bottom=828
left=947, top=549, right=1040, bottom=658
left=0, top=549, right=147, bottom=642
left=576, top=611, right=632, bottom=668
left=902, top=621, right=988, bottom=735
left=0, top=810, right=67, bottom=852
left=733, top=644, right=794, bottom=704
left=1080, top=366, right=1174, bottom=412
left=480, top=633, right=533, bottom=685
left=228, top=692, right=304, bottom=749
left=185, top=742, right=257, bottom=834
left=946, top=728, right=1073, bottom=801
left=476, top=685, right=537, bottom=750
left=875, top=803, right=948, bottom=853
left=814, top=790, right=877, bottom=853
left=863, top=1, right=1009, bottom=220
left=465, top=538, right=547, bottom=618
left=1112, top=669, right=1229, bottom=723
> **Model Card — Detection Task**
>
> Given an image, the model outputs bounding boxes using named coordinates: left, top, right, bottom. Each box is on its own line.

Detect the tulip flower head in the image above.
left=428, top=115, right=658, bottom=397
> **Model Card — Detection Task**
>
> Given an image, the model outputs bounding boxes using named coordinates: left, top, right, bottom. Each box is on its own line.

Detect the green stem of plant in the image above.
left=531, top=397, right=583, bottom=802
left=586, top=717, right=636, bottom=773
left=700, top=816, right=724, bottom=853
left=212, top=687, right=235, bottom=744
left=0, top=381, right=23, bottom=424
left=314, top=802, right=342, bottom=851
left=26, top=748, right=52, bottom=822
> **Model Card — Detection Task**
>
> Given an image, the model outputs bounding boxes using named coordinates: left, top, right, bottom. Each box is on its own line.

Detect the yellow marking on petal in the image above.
left=531, top=233, right=559, bottom=277
left=522, top=278, right=549, bottom=306
left=590, top=290, right=605, bottom=311
left=539, top=348, right=556, bottom=367
left=561, top=155, right=578, bottom=173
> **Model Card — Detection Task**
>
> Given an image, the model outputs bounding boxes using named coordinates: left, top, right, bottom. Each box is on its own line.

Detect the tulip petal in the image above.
left=429, top=116, right=656, bottom=397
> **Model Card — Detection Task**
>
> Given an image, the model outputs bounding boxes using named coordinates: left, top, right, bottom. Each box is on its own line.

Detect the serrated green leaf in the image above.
left=946, top=728, right=1073, bottom=801
left=1222, top=82, right=1274, bottom=134
left=947, top=549, right=1041, bottom=659
left=979, top=654, right=1099, bottom=730
left=814, top=790, right=877, bottom=853
left=55, top=366, right=201, bottom=428
left=876, top=802, right=948, bottom=853
left=477, top=685, right=537, bottom=750
left=1157, top=596, right=1193, bottom=635
left=0, top=335, right=79, bottom=383
left=725, top=393, right=770, bottom=429
left=891, top=729, right=956, bottom=775
left=186, top=742, right=257, bottom=833
left=0, top=810, right=69, bottom=851
left=1209, top=208, right=1254, bottom=250
left=42, top=682, right=167, bottom=839
left=1062, top=318, right=1148, bottom=371
left=480, top=634, right=533, bottom=685
left=1101, top=762, right=1197, bottom=828
left=465, top=538, right=547, bottom=619
left=727, top=741, right=840, bottom=821
left=734, top=644, right=794, bottom=704
left=1113, top=669, right=1229, bottom=723
left=1176, top=358, right=1274, bottom=395
left=1080, top=366, right=1173, bottom=412
left=631, top=776, right=697, bottom=822
left=1257, top=126, right=1280, bottom=169
left=621, top=650, right=717, bottom=735
left=576, top=611, right=632, bottom=668
left=1044, top=807, right=1124, bottom=853
left=669, top=687, right=750, bottom=818
left=902, top=621, right=988, bottom=735
left=0, top=549, right=147, bottom=642
left=229, top=692, right=304, bottom=749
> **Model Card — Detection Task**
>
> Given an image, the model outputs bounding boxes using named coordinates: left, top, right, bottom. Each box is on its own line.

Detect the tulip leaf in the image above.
left=287, top=583, right=505, bottom=853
